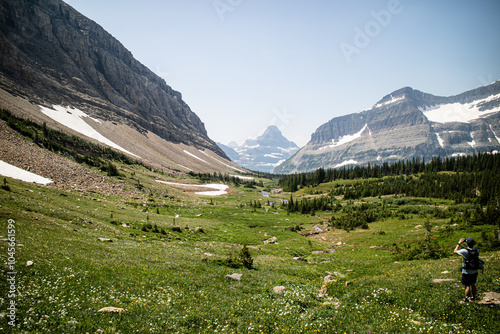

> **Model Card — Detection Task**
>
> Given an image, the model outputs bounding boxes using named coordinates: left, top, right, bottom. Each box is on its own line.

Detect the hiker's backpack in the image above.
left=463, top=248, right=484, bottom=270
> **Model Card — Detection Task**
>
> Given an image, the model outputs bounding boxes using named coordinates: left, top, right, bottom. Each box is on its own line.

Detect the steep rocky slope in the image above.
left=276, top=81, right=500, bottom=173
left=0, top=0, right=241, bottom=175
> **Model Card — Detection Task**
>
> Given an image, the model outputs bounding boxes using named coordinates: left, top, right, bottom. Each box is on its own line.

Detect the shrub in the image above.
left=212, top=252, right=243, bottom=268
left=239, top=244, right=254, bottom=269
left=1, top=178, right=10, bottom=191
left=105, top=162, right=120, bottom=176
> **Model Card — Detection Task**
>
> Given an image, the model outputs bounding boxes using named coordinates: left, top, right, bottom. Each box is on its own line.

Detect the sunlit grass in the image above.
left=0, top=170, right=499, bottom=333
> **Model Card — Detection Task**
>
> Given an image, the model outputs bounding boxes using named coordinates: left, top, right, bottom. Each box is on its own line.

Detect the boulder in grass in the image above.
left=324, top=275, right=336, bottom=283
left=26, top=260, right=34, bottom=267
left=432, top=278, right=455, bottom=283
left=97, top=307, right=125, bottom=313
left=318, top=285, right=328, bottom=298
left=98, top=238, right=113, bottom=242
left=225, top=273, right=242, bottom=281
left=263, top=236, right=277, bottom=245
left=478, top=292, right=500, bottom=305
left=273, top=286, right=286, bottom=294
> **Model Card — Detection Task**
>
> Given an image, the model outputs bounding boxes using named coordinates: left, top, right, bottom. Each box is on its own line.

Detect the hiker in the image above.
left=454, top=237, right=479, bottom=302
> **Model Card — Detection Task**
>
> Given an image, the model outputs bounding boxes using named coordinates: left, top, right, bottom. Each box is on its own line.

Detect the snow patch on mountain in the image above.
left=231, top=175, right=254, bottom=180
left=468, top=133, right=476, bottom=148
left=420, top=93, right=500, bottom=123
left=319, top=124, right=368, bottom=150
left=0, top=159, right=53, bottom=185
left=435, top=133, right=444, bottom=148
left=39, top=105, right=140, bottom=158
left=183, top=150, right=209, bottom=164
left=155, top=180, right=229, bottom=196
left=198, top=149, right=246, bottom=173
left=374, top=95, right=405, bottom=109
left=334, top=159, right=358, bottom=168
left=490, top=125, right=500, bottom=144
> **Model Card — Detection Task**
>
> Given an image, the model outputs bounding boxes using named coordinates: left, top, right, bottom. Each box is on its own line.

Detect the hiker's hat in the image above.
left=465, top=237, right=475, bottom=246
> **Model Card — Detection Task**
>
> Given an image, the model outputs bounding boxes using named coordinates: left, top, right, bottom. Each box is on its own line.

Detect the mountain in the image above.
left=275, top=81, right=500, bottom=173
left=220, top=125, right=299, bottom=173
left=0, top=0, right=243, bottom=174
left=216, top=142, right=240, bottom=162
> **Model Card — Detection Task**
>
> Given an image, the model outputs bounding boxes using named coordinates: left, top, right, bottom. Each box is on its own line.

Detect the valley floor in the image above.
left=1, top=167, right=499, bottom=333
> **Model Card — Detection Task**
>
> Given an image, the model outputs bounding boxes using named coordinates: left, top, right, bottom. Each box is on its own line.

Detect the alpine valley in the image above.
left=1, top=1, right=500, bottom=333
left=275, top=82, right=500, bottom=173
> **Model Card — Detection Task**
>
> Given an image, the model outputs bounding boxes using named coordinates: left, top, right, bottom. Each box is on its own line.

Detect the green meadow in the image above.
left=1, top=162, right=499, bottom=333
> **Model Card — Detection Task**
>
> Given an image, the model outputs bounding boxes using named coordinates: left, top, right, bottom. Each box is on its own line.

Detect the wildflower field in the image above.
left=1, top=163, right=499, bottom=333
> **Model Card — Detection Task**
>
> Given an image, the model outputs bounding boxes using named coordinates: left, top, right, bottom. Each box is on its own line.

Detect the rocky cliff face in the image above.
left=219, top=125, right=299, bottom=173
left=0, top=0, right=226, bottom=158
left=275, top=81, right=500, bottom=173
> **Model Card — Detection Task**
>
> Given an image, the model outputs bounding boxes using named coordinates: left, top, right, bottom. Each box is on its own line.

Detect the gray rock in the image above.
left=273, top=286, right=286, bottom=294
left=324, top=275, right=336, bottom=283
left=263, top=236, right=278, bottom=245
left=97, top=307, right=125, bottom=313
left=97, top=238, right=113, bottom=242
left=225, top=273, right=242, bottom=281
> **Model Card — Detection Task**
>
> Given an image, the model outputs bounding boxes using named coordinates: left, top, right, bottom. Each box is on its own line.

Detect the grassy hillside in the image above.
left=1, top=163, right=499, bottom=333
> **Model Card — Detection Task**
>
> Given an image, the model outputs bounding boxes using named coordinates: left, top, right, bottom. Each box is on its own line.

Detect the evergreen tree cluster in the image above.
left=188, top=171, right=264, bottom=188
left=248, top=200, right=262, bottom=209
left=279, top=154, right=500, bottom=191
left=286, top=195, right=333, bottom=215
left=279, top=154, right=500, bottom=207
left=329, top=204, right=377, bottom=231
left=329, top=171, right=500, bottom=205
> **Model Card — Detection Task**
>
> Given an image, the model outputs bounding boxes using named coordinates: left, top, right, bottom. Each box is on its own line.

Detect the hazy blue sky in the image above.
left=64, top=0, right=500, bottom=147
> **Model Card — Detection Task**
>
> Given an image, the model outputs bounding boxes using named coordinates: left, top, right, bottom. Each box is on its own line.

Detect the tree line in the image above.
left=280, top=153, right=500, bottom=227
left=188, top=171, right=264, bottom=188
left=278, top=153, right=500, bottom=192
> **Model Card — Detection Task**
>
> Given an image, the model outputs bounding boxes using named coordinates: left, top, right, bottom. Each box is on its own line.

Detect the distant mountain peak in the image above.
left=255, top=125, right=298, bottom=149
left=218, top=125, right=300, bottom=173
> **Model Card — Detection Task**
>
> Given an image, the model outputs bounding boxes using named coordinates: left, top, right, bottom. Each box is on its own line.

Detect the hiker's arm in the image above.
left=454, top=238, right=466, bottom=254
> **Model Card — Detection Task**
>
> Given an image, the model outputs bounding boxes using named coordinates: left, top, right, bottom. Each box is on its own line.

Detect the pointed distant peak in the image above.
left=252, top=125, right=298, bottom=148
left=262, top=125, right=281, bottom=134
left=259, top=125, right=285, bottom=140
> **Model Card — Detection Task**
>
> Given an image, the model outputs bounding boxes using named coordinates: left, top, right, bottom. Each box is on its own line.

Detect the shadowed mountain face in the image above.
left=275, top=82, right=500, bottom=173
left=0, top=0, right=226, bottom=158
left=219, top=125, right=299, bottom=173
